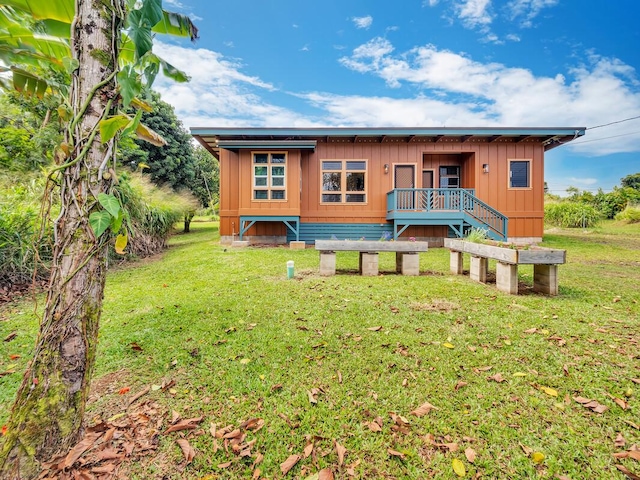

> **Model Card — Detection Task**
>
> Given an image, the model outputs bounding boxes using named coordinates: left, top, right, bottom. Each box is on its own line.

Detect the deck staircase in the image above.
left=386, top=188, right=508, bottom=240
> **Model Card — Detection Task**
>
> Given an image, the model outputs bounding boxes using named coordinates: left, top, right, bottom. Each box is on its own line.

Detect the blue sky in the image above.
left=154, top=0, right=640, bottom=195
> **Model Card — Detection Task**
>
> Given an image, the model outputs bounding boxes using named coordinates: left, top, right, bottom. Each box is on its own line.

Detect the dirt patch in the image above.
left=410, top=299, right=460, bottom=313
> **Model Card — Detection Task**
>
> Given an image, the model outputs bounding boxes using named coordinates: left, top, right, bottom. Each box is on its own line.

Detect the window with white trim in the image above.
left=253, top=152, right=286, bottom=200
left=321, top=160, right=367, bottom=203
left=509, top=160, right=530, bottom=188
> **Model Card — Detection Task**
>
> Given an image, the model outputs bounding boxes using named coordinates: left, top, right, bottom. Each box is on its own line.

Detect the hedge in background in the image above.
left=544, top=201, right=601, bottom=228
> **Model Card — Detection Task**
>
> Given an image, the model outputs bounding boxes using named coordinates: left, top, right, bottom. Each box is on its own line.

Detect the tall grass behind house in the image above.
left=1, top=221, right=639, bottom=479
left=0, top=173, right=53, bottom=288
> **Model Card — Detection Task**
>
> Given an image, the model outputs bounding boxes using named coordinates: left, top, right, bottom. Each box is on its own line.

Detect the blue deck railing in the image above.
left=386, top=188, right=508, bottom=239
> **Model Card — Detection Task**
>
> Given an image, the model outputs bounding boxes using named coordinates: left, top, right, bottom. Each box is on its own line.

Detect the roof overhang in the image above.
left=192, top=127, right=586, bottom=157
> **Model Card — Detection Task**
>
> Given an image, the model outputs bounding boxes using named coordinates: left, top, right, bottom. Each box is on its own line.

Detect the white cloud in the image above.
left=352, top=15, right=373, bottom=29
left=153, top=41, right=311, bottom=128
left=149, top=39, right=640, bottom=158
left=455, top=0, right=493, bottom=28
left=567, top=177, right=598, bottom=186
left=507, top=0, right=559, bottom=27
left=338, top=38, right=640, bottom=154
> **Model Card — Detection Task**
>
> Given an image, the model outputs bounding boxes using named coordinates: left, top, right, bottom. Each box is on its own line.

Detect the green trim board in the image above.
left=239, top=216, right=300, bottom=241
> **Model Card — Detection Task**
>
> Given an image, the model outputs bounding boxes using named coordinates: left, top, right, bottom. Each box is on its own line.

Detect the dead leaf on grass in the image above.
left=63, top=432, right=103, bottom=468
left=488, top=373, right=506, bottom=383
left=573, top=396, right=608, bottom=413
left=411, top=401, right=438, bottom=416
left=368, top=421, right=382, bottom=433
left=615, top=433, right=627, bottom=447
left=303, top=442, right=314, bottom=458
left=280, top=454, right=301, bottom=475
left=177, top=438, right=196, bottom=464
left=336, top=441, right=347, bottom=466
left=165, top=416, right=203, bottom=434
left=616, top=464, right=640, bottom=480
left=240, top=418, right=265, bottom=432
left=455, top=381, right=468, bottom=391
left=474, top=366, right=492, bottom=373
left=318, top=468, right=334, bottom=479
left=388, top=448, right=406, bottom=459
left=465, top=447, right=477, bottom=463
left=520, top=443, right=533, bottom=455
left=3, top=332, right=17, bottom=342
left=367, top=326, right=383, bottom=331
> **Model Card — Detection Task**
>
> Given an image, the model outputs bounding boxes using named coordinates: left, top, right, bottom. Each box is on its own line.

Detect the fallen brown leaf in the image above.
left=488, top=373, right=506, bottom=383
left=465, top=447, right=477, bottom=463
left=411, top=401, right=438, bottom=417
left=455, top=381, right=468, bottom=391
left=388, top=448, right=406, bottom=459
left=318, top=467, right=334, bottom=480
left=280, top=454, right=301, bottom=475
left=126, top=385, right=150, bottom=407
left=368, top=421, right=382, bottom=433
left=165, top=416, right=203, bottom=434
left=218, top=461, right=232, bottom=468
left=63, top=432, right=103, bottom=468
left=367, top=326, right=383, bottom=331
left=615, top=433, right=627, bottom=448
left=616, top=464, right=640, bottom=480
left=303, top=442, right=314, bottom=458
left=3, top=332, right=17, bottom=342
left=177, top=438, right=196, bottom=464
left=336, top=441, right=347, bottom=466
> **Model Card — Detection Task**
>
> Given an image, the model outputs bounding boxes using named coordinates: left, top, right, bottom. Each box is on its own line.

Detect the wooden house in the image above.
left=191, top=127, right=585, bottom=245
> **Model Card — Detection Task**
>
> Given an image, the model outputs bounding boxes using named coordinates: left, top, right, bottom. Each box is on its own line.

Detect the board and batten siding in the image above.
left=218, top=138, right=546, bottom=241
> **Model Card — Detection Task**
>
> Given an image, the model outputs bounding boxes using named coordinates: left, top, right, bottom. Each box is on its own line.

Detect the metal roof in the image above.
left=191, top=126, right=586, bottom=156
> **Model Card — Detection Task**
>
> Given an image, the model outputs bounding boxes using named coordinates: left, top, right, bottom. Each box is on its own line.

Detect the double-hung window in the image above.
left=253, top=153, right=286, bottom=200
left=509, top=160, right=530, bottom=188
left=321, top=160, right=367, bottom=203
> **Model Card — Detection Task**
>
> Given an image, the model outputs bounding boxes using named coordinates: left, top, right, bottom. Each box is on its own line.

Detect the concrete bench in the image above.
left=315, top=240, right=428, bottom=276
left=444, top=238, right=566, bottom=295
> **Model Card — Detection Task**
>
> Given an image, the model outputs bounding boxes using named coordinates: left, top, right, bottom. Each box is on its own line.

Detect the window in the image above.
left=253, top=153, right=286, bottom=200
left=321, top=160, right=366, bottom=203
left=509, top=160, right=530, bottom=188
left=439, top=166, right=460, bottom=188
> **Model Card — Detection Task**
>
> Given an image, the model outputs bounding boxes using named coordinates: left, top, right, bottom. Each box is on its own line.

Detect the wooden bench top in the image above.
left=315, top=240, right=428, bottom=253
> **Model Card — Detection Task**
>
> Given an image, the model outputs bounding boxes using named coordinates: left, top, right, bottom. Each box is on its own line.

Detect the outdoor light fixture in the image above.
left=384, top=164, right=389, bottom=174
left=482, top=164, right=490, bottom=173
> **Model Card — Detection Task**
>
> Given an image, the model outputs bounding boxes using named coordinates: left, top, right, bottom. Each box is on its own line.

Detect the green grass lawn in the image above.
left=1, top=221, right=639, bottom=479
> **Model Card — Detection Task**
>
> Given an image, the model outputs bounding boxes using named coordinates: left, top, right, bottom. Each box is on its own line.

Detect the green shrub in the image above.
left=544, top=201, right=601, bottom=228
left=115, top=173, right=199, bottom=257
left=615, top=205, right=640, bottom=223
left=465, top=227, right=489, bottom=243
left=0, top=175, right=52, bottom=287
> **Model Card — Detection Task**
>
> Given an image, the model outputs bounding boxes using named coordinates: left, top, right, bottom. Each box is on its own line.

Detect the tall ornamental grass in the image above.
left=544, top=201, right=601, bottom=228
left=0, top=175, right=52, bottom=288
left=115, top=172, right=199, bottom=257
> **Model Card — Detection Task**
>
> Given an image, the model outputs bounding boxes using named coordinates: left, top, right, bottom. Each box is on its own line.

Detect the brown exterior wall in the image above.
left=219, top=138, right=546, bottom=241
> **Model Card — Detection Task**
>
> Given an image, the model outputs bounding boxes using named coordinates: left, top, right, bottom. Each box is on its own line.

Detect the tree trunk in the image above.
left=0, top=1, right=124, bottom=478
